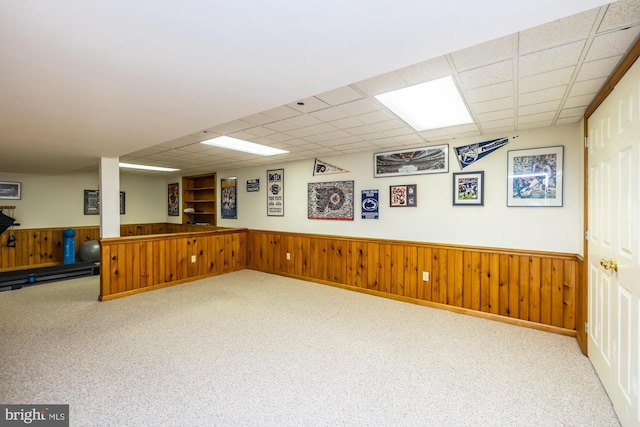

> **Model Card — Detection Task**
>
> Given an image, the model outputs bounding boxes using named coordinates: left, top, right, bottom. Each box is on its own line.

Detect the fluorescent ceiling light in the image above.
left=201, top=136, right=289, bottom=156
left=119, top=163, right=179, bottom=172
left=375, top=76, right=473, bottom=131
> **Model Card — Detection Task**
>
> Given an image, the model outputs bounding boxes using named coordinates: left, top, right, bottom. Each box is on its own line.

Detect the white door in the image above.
left=588, top=59, right=640, bottom=426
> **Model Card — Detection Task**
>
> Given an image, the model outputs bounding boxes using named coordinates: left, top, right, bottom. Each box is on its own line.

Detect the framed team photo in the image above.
left=507, top=146, right=563, bottom=207
left=453, top=171, right=484, bottom=206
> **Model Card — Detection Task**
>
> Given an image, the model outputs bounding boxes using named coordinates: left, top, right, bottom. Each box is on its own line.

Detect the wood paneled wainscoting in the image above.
left=247, top=230, right=579, bottom=336
left=99, top=228, right=247, bottom=301
left=0, top=223, right=225, bottom=271
left=0, top=224, right=168, bottom=271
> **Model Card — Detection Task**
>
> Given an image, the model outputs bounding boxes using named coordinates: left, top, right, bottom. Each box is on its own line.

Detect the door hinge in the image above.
left=584, top=137, right=589, bottom=148
left=585, top=229, right=589, bottom=241
left=584, top=321, right=589, bottom=334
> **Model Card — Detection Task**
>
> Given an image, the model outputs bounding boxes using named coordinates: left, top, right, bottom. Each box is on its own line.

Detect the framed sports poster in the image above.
left=308, top=181, right=354, bottom=220
left=221, top=177, right=237, bottom=219
left=267, top=169, right=284, bottom=216
left=168, top=183, right=179, bottom=216
left=507, top=146, right=563, bottom=207
left=453, top=171, right=484, bottom=206
left=374, top=145, right=448, bottom=177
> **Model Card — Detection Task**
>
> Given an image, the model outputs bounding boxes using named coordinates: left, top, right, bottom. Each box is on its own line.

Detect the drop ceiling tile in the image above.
left=287, top=97, right=331, bottom=113
left=568, top=77, right=607, bottom=97
left=356, top=109, right=393, bottom=124
left=519, top=41, right=585, bottom=77
left=285, top=123, right=338, bottom=139
left=156, top=138, right=194, bottom=149
left=465, top=81, right=513, bottom=103
left=262, top=120, right=299, bottom=133
left=282, top=114, right=322, bottom=128
left=340, top=141, right=381, bottom=152
left=458, top=60, right=513, bottom=90
left=518, top=111, right=555, bottom=124
left=206, top=119, right=254, bottom=134
left=471, top=97, right=513, bottom=114
left=315, top=86, right=364, bottom=106
left=519, top=86, right=566, bottom=106
left=320, top=136, right=364, bottom=146
left=576, top=56, right=622, bottom=80
left=369, top=120, right=405, bottom=132
left=309, top=107, right=351, bottom=122
left=353, top=71, right=406, bottom=96
left=344, top=125, right=379, bottom=137
left=556, top=116, right=582, bottom=125
left=585, top=27, right=640, bottom=61
left=256, top=132, right=295, bottom=143
left=243, top=126, right=277, bottom=137
left=338, top=98, right=382, bottom=116
left=558, top=107, right=587, bottom=119
left=329, top=117, right=366, bottom=130
left=519, top=67, right=575, bottom=93
left=261, top=106, right=301, bottom=121
left=519, top=9, right=598, bottom=53
left=481, top=118, right=515, bottom=130
left=170, top=143, right=214, bottom=153
left=391, top=134, right=423, bottom=144
left=240, top=112, right=278, bottom=126
left=304, top=130, right=351, bottom=143
left=451, top=35, right=515, bottom=71
left=476, top=108, right=514, bottom=123
left=518, top=120, right=554, bottom=130
left=397, top=56, right=452, bottom=85
left=518, top=100, right=561, bottom=116
left=480, top=125, right=514, bottom=135
left=563, top=94, right=594, bottom=109
left=125, top=146, right=170, bottom=156
left=382, top=127, right=413, bottom=137
left=598, top=0, right=640, bottom=32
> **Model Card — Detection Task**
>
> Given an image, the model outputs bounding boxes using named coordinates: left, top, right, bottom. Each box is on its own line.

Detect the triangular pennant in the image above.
left=313, top=158, right=349, bottom=175
left=454, top=135, right=517, bottom=169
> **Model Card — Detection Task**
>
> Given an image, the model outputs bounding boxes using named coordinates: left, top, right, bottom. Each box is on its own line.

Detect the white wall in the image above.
left=0, top=172, right=167, bottom=228
left=216, top=123, right=584, bottom=254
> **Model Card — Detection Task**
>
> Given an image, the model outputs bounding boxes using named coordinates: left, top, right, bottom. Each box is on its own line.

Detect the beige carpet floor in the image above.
left=0, top=270, right=619, bottom=426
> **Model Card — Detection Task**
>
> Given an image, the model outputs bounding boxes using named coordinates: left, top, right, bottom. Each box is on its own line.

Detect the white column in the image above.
left=99, top=157, right=120, bottom=238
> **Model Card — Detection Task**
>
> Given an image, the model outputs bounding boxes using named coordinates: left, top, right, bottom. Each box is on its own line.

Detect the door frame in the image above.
left=579, top=38, right=640, bottom=355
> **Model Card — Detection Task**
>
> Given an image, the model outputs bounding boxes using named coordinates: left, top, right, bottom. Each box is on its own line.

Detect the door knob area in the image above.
left=600, top=258, right=618, bottom=272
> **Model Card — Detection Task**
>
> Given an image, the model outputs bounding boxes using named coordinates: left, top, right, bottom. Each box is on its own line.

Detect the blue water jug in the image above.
left=63, top=228, right=76, bottom=265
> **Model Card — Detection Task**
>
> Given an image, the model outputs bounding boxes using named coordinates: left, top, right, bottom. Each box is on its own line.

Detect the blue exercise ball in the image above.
left=78, top=240, right=100, bottom=263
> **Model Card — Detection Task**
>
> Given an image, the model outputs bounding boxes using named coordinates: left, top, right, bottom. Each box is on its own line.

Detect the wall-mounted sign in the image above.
left=267, top=169, right=284, bottom=216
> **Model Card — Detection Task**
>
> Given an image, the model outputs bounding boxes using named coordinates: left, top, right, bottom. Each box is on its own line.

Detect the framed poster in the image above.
left=84, top=190, right=99, bottom=215
left=390, top=184, right=417, bottom=207
left=168, top=183, right=179, bottom=216
left=84, top=190, right=125, bottom=215
left=221, top=177, right=237, bottom=219
left=308, top=181, right=354, bottom=220
left=119, top=191, right=126, bottom=215
left=267, top=169, right=284, bottom=216
left=507, top=146, right=564, bottom=207
left=0, top=181, right=21, bottom=200
left=374, top=145, right=448, bottom=177
left=453, top=171, right=484, bottom=206
left=246, top=179, right=260, bottom=192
